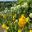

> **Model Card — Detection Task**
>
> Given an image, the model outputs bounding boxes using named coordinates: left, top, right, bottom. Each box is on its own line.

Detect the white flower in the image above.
left=16, top=5, right=20, bottom=9
left=21, top=2, right=28, bottom=8
left=11, top=7, right=14, bottom=9
left=29, top=13, right=32, bottom=18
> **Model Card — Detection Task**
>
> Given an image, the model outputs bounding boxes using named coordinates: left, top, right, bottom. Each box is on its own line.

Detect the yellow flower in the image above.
left=18, top=14, right=26, bottom=28
left=18, top=14, right=30, bottom=28
left=26, top=17, right=30, bottom=22
left=6, top=27, right=9, bottom=30
left=2, top=24, right=9, bottom=30
left=0, top=25, right=7, bottom=32
left=29, top=30, right=32, bottom=32
left=2, top=24, right=6, bottom=28
left=18, top=29, right=22, bottom=32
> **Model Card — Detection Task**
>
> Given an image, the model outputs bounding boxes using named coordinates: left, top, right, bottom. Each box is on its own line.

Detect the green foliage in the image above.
left=0, top=0, right=32, bottom=32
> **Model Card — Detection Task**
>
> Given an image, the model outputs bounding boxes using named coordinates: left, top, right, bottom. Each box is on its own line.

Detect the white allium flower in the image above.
left=21, top=2, right=28, bottom=8
left=29, top=13, right=32, bottom=18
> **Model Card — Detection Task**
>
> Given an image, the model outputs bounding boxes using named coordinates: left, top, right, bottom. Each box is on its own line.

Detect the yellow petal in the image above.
left=30, top=30, right=32, bottom=32
left=18, top=14, right=26, bottom=28
left=26, top=17, right=30, bottom=22
left=2, top=24, right=6, bottom=29
left=18, top=29, right=22, bottom=32
left=6, top=27, right=9, bottom=30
